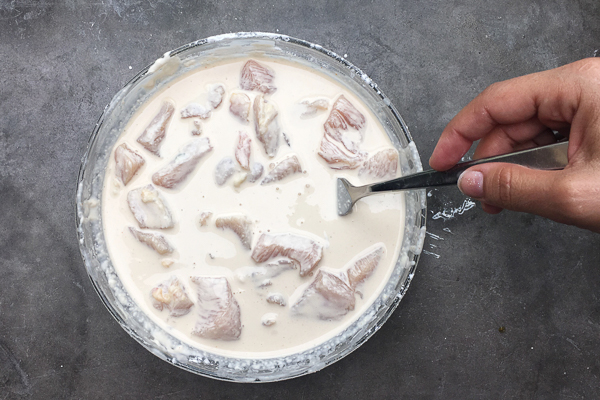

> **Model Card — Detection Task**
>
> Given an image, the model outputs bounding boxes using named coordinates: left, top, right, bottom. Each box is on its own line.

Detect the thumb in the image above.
left=457, top=163, right=559, bottom=217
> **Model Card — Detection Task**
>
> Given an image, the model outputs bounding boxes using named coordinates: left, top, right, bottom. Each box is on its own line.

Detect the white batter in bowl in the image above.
left=76, top=32, right=426, bottom=382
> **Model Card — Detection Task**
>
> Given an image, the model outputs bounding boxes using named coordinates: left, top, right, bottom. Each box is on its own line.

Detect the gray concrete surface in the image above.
left=1, top=0, right=599, bottom=398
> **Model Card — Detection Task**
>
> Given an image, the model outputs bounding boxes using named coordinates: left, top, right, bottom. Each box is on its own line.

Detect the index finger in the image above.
left=429, top=64, right=581, bottom=170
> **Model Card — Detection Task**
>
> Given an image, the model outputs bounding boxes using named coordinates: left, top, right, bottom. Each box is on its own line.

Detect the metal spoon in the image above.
left=337, top=141, right=569, bottom=216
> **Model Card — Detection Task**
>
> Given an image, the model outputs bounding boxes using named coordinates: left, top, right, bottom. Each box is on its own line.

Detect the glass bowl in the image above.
left=75, top=32, right=427, bottom=382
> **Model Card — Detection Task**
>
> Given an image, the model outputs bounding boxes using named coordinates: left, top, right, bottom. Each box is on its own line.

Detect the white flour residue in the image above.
left=148, top=51, right=171, bottom=73
left=423, top=232, right=444, bottom=259
left=431, top=199, right=476, bottom=221
left=422, top=250, right=440, bottom=259
left=426, top=232, right=444, bottom=241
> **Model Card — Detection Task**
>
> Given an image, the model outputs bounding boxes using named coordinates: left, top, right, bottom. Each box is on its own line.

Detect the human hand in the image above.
left=429, top=58, right=600, bottom=232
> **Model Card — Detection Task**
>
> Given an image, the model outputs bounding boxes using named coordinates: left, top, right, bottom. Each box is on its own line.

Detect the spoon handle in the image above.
left=371, top=141, right=569, bottom=193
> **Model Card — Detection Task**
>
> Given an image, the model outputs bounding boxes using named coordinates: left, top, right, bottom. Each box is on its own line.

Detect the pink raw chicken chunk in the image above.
left=240, top=59, right=276, bottom=94
left=235, top=260, right=296, bottom=288
left=191, top=119, right=202, bottom=136
left=247, top=162, right=264, bottom=183
left=152, top=137, right=213, bottom=189
left=215, top=214, right=253, bottom=250
left=214, top=156, right=236, bottom=186
left=359, top=149, right=399, bottom=179
left=261, top=155, right=302, bottom=185
left=114, top=143, right=145, bottom=185
left=208, top=84, right=225, bottom=109
left=137, top=101, right=175, bottom=156
left=129, top=227, right=173, bottom=255
left=292, top=244, right=384, bottom=320
left=229, top=93, right=251, bottom=122
left=346, top=244, right=384, bottom=289
left=251, top=232, right=323, bottom=277
left=198, top=211, right=212, bottom=227
left=181, top=103, right=212, bottom=119
left=318, top=134, right=366, bottom=170
left=323, top=95, right=366, bottom=153
left=253, top=94, right=280, bottom=157
left=151, top=277, right=194, bottom=317
left=266, top=292, right=287, bottom=306
left=291, top=270, right=355, bottom=320
left=301, top=99, right=329, bottom=117
left=127, top=184, right=174, bottom=229
left=235, top=131, right=251, bottom=170
left=191, top=277, right=242, bottom=341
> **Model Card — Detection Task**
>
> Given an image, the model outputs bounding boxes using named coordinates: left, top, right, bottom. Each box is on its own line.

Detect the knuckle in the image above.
left=493, top=166, right=514, bottom=207
left=551, top=176, right=587, bottom=221
left=483, top=81, right=502, bottom=97
left=572, top=57, right=600, bottom=77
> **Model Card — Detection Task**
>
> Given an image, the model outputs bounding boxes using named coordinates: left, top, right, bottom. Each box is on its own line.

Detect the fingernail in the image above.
left=458, top=170, right=484, bottom=198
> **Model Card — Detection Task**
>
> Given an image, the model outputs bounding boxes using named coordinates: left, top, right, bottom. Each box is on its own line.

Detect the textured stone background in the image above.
left=1, top=1, right=599, bottom=398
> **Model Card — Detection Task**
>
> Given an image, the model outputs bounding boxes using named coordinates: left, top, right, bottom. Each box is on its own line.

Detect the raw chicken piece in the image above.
left=208, top=84, right=225, bottom=109
left=318, top=134, right=366, bottom=170
left=261, top=313, right=277, bottom=326
left=265, top=259, right=296, bottom=272
left=114, top=143, right=145, bottom=185
left=261, top=155, right=302, bottom=185
left=181, top=103, right=212, bottom=119
left=191, top=277, right=242, bottom=340
left=127, top=185, right=174, bottom=229
left=291, top=270, right=355, bottom=320
left=129, top=227, right=173, bottom=255
left=214, top=157, right=236, bottom=186
left=329, top=95, right=365, bottom=130
left=151, top=277, right=194, bottom=317
left=137, top=101, right=175, bottom=156
left=191, top=119, right=202, bottom=136
left=152, top=137, right=213, bottom=189
left=253, top=94, right=280, bottom=157
left=251, top=233, right=323, bottom=277
left=229, top=93, right=251, bottom=122
left=260, top=280, right=273, bottom=288
left=266, top=293, right=286, bottom=306
left=290, top=244, right=385, bottom=319
left=235, top=260, right=295, bottom=287
left=301, top=99, right=329, bottom=117
left=346, top=244, right=385, bottom=289
left=198, top=211, right=212, bottom=227
left=247, top=162, right=264, bottom=183
left=359, top=149, right=399, bottom=179
left=235, top=131, right=251, bottom=170
left=240, top=59, right=276, bottom=94
left=215, top=214, right=253, bottom=250
left=323, top=95, right=366, bottom=153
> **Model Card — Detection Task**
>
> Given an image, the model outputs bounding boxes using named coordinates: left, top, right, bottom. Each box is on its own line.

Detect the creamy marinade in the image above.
left=102, top=57, right=406, bottom=357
